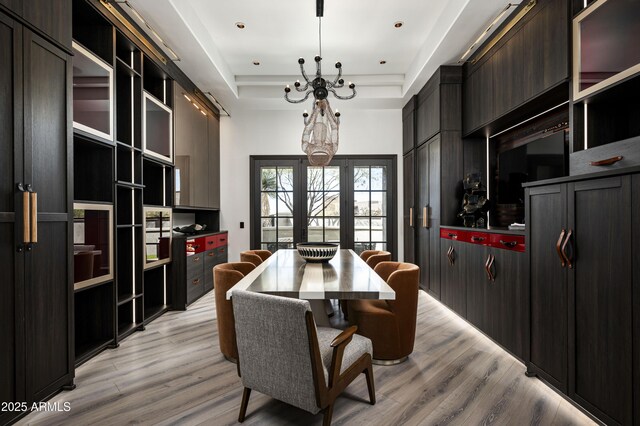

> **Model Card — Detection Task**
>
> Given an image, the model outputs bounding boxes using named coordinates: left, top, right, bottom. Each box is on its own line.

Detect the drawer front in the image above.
left=205, top=249, right=218, bottom=271
left=187, top=274, right=204, bottom=304
left=187, top=253, right=205, bottom=277
left=216, top=245, right=227, bottom=261
left=465, top=230, right=490, bottom=246
left=204, top=236, right=217, bottom=250
left=204, top=267, right=214, bottom=292
left=440, top=228, right=467, bottom=241
left=186, top=237, right=207, bottom=254
left=216, top=233, right=228, bottom=248
left=489, top=233, right=525, bottom=252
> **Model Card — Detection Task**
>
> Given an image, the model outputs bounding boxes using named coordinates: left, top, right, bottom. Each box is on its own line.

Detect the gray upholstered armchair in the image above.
left=232, top=290, right=376, bottom=425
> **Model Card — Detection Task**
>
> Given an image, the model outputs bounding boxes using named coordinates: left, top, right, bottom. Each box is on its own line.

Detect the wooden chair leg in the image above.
left=238, top=387, right=251, bottom=422
left=364, top=364, right=376, bottom=405
left=322, top=403, right=335, bottom=426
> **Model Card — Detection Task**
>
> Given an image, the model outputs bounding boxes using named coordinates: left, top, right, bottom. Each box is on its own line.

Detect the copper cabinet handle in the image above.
left=208, top=252, right=215, bottom=257
left=500, top=240, right=516, bottom=248
left=471, top=236, right=485, bottom=242
left=447, top=233, right=458, bottom=239
left=590, top=156, right=623, bottom=166
left=485, top=255, right=492, bottom=281
left=488, top=255, right=496, bottom=281
left=556, top=229, right=566, bottom=267
left=30, top=192, right=37, bottom=243
left=193, top=256, right=201, bottom=262
left=422, top=207, right=427, bottom=228
left=192, top=278, right=200, bottom=285
left=409, top=207, right=413, bottom=227
left=446, top=246, right=452, bottom=265
left=447, top=246, right=455, bottom=266
left=562, top=229, right=573, bottom=269
left=22, top=191, right=30, bottom=243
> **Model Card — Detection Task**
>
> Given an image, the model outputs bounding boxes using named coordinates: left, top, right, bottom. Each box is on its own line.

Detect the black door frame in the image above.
left=250, top=155, right=397, bottom=258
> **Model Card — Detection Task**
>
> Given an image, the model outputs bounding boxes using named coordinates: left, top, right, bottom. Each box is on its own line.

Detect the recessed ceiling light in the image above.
left=379, top=60, right=387, bottom=65
left=236, top=22, right=246, bottom=29
left=252, top=60, right=260, bottom=66
left=394, top=21, right=404, bottom=28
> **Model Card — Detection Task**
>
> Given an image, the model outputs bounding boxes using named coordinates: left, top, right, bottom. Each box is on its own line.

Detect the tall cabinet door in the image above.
left=427, top=137, right=441, bottom=297
left=22, top=30, right=73, bottom=401
left=402, top=152, right=415, bottom=263
left=208, top=113, right=220, bottom=209
left=568, top=177, right=633, bottom=425
left=0, top=13, right=25, bottom=426
left=416, top=143, right=428, bottom=289
left=526, top=184, right=568, bottom=391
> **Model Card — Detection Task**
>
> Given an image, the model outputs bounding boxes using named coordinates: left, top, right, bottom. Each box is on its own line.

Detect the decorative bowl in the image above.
left=296, top=242, right=339, bottom=263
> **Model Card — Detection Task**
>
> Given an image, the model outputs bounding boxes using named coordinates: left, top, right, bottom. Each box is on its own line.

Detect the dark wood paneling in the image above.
left=527, top=184, right=568, bottom=390
left=0, top=0, right=21, bottom=15
left=427, top=139, right=441, bottom=297
left=416, top=84, right=440, bottom=145
left=22, top=0, right=72, bottom=48
left=25, top=221, right=71, bottom=399
left=492, top=248, right=526, bottom=359
left=403, top=151, right=415, bottom=263
left=0, top=14, right=18, bottom=214
left=0, top=223, right=19, bottom=426
left=465, top=243, right=488, bottom=333
left=402, top=97, right=416, bottom=155
left=440, top=131, right=463, bottom=225
left=568, top=177, right=633, bottom=425
left=24, top=33, right=68, bottom=212
left=416, top=143, right=428, bottom=289
left=208, top=113, right=220, bottom=209
left=493, top=28, right=524, bottom=119
left=440, top=239, right=466, bottom=316
left=633, top=174, right=640, bottom=426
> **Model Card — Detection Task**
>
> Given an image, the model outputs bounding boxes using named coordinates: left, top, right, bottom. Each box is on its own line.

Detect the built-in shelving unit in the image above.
left=71, top=0, right=177, bottom=364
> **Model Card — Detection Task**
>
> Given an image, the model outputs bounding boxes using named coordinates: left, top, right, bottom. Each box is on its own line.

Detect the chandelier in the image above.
left=284, top=0, right=356, bottom=166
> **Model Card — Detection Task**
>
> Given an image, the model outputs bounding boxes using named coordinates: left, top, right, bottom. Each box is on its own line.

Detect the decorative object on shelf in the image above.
left=296, top=242, right=339, bottom=263
left=458, top=173, right=490, bottom=228
left=173, top=223, right=207, bottom=235
left=284, top=0, right=356, bottom=166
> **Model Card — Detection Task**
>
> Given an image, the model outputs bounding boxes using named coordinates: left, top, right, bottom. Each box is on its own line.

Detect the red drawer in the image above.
left=440, top=228, right=467, bottom=241
left=465, top=230, right=490, bottom=246
left=205, top=235, right=217, bottom=249
left=216, top=232, right=228, bottom=248
left=186, top=237, right=207, bottom=255
left=489, top=233, right=525, bottom=252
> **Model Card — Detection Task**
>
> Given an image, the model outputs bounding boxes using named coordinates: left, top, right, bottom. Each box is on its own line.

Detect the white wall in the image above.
left=219, top=108, right=403, bottom=261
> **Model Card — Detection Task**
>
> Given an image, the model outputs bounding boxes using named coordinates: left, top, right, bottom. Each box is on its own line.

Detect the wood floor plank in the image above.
left=17, top=291, right=596, bottom=426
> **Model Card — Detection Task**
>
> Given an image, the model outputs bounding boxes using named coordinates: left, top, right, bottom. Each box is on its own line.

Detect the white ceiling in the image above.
left=124, top=0, right=516, bottom=114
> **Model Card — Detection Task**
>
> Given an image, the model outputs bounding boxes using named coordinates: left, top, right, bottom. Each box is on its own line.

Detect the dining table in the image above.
left=226, top=249, right=395, bottom=326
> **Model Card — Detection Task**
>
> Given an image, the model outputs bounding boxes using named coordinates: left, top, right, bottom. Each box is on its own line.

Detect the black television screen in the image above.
left=497, top=131, right=567, bottom=204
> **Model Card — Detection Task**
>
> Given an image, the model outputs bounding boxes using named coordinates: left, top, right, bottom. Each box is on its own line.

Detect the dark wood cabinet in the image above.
left=440, top=233, right=466, bottom=316
left=174, top=82, right=221, bottom=209
left=0, top=0, right=71, bottom=49
left=525, top=174, right=636, bottom=425
left=462, top=0, right=569, bottom=136
left=402, top=96, right=416, bottom=154
left=171, top=231, right=228, bottom=310
left=403, top=151, right=415, bottom=264
left=0, top=11, right=73, bottom=424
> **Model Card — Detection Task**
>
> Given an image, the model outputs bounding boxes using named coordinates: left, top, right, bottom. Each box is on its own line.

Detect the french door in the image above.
left=251, top=156, right=396, bottom=256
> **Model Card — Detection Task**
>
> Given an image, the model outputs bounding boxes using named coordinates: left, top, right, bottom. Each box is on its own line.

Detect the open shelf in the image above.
left=116, top=61, right=142, bottom=148
left=143, top=159, right=167, bottom=206
left=116, top=30, right=142, bottom=75
left=143, top=266, right=168, bottom=324
left=74, top=137, right=114, bottom=203
left=143, top=56, right=172, bottom=107
left=117, top=298, right=143, bottom=340
left=72, top=0, right=114, bottom=65
left=74, top=282, right=114, bottom=364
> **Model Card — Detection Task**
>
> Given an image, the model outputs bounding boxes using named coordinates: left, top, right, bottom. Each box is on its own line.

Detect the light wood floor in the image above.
left=19, top=291, right=595, bottom=426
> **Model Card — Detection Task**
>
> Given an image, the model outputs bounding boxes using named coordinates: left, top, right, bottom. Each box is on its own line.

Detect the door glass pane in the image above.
left=371, top=166, right=387, bottom=190
left=325, top=218, right=340, bottom=242
left=371, top=218, right=386, bottom=242
left=324, top=167, right=340, bottom=190
left=261, top=168, right=276, bottom=190
left=307, top=191, right=324, bottom=217
left=307, top=217, right=324, bottom=242
left=355, top=218, right=370, bottom=242
left=261, top=218, right=276, bottom=242
left=277, top=194, right=293, bottom=217
left=260, top=192, right=277, bottom=216
left=354, top=167, right=369, bottom=190
left=307, top=167, right=323, bottom=190
left=277, top=167, right=294, bottom=191
left=354, top=192, right=370, bottom=216
left=371, top=192, right=386, bottom=216
left=325, top=192, right=340, bottom=216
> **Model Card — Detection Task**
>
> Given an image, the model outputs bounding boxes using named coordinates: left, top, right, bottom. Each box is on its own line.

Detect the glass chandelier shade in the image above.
left=301, top=99, right=340, bottom=166
left=284, top=0, right=356, bottom=166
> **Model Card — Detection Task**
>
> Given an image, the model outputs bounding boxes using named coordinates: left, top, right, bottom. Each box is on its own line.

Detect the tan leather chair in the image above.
left=360, top=250, right=392, bottom=269
left=213, top=262, right=256, bottom=363
left=239, top=249, right=272, bottom=267
left=348, top=262, right=420, bottom=365
left=341, top=250, right=392, bottom=319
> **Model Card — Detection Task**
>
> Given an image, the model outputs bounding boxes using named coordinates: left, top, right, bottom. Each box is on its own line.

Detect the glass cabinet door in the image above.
left=73, top=203, right=114, bottom=289
left=143, top=207, right=172, bottom=268
left=143, top=92, right=173, bottom=162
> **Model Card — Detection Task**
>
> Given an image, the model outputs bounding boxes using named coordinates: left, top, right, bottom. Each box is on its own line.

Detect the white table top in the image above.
left=227, top=249, right=395, bottom=301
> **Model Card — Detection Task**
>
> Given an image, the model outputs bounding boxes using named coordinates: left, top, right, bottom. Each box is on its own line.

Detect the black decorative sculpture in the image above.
left=173, top=223, right=207, bottom=236
left=458, top=173, right=490, bottom=228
